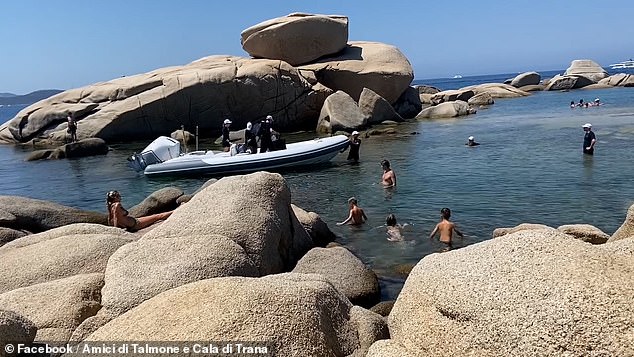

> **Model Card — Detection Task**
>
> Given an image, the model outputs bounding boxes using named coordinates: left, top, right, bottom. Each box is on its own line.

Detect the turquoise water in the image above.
left=2, top=75, right=634, bottom=300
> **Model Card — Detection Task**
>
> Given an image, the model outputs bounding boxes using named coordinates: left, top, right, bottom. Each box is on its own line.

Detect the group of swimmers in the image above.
left=570, top=98, right=602, bottom=108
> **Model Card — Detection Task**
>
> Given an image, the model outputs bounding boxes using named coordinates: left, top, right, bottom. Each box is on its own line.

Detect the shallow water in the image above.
left=1, top=80, right=634, bottom=301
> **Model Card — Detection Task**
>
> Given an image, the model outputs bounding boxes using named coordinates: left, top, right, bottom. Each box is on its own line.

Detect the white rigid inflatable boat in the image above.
left=128, top=135, right=350, bottom=177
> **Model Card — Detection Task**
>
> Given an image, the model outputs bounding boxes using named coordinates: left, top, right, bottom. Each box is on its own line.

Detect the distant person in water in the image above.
left=222, top=119, right=232, bottom=152
left=578, top=99, right=584, bottom=107
left=385, top=213, right=405, bottom=241
left=593, top=98, right=602, bottom=106
left=340, top=131, right=361, bottom=162
left=336, top=197, right=367, bottom=226
left=570, top=101, right=576, bottom=109
left=466, top=136, right=480, bottom=146
left=380, top=159, right=396, bottom=188
left=67, top=113, right=77, bottom=143
left=429, top=207, right=464, bottom=248
left=582, top=123, right=596, bottom=155
left=106, top=190, right=173, bottom=232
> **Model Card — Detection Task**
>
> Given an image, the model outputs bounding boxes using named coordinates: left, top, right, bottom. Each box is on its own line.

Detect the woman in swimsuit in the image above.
left=106, top=191, right=173, bottom=231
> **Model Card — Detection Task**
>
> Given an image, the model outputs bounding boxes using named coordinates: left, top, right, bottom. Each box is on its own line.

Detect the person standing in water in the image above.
left=466, top=136, right=480, bottom=146
left=381, top=159, right=396, bottom=188
left=429, top=207, right=464, bottom=248
left=341, top=131, right=361, bottom=162
left=582, top=123, right=596, bottom=155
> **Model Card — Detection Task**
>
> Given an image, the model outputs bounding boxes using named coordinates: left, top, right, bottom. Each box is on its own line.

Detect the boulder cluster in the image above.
left=1, top=171, right=634, bottom=355
left=0, top=13, right=414, bottom=146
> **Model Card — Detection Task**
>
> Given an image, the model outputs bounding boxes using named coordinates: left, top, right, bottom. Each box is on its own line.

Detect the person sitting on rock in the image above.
left=107, top=190, right=173, bottom=232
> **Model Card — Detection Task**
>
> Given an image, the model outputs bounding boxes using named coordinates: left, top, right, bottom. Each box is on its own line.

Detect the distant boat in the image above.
left=608, top=59, right=634, bottom=70
left=452, top=75, right=463, bottom=79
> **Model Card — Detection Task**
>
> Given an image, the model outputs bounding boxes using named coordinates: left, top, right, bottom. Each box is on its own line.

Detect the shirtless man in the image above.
left=336, top=197, right=367, bottom=226
left=429, top=207, right=463, bottom=247
left=381, top=160, right=396, bottom=188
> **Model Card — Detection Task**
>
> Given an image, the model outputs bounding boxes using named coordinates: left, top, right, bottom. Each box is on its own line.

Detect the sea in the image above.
left=2, top=70, right=634, bottom=300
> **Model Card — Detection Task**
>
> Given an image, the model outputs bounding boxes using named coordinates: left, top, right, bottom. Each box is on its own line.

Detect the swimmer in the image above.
left=466, top=136, right=480, bottom=146
left=386, top=213, right=405, bottom=241
left=336, top=197, right=367, bottom=226
left=429, top=207, right=463, bottom=247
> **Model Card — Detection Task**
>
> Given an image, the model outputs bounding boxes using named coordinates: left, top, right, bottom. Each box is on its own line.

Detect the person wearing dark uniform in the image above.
left=245, top=122, right=258, bottom=154
left=222, top=119, right=232, bottom=152
left=582, top=123, right=596, bottom=155
left=258, top=115, right=273, bottom=153
left=341, top=131, right=361, bottom=162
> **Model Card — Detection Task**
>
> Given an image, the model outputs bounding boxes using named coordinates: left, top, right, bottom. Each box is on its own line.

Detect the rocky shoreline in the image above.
left=0, top=171, right=633, bottom=355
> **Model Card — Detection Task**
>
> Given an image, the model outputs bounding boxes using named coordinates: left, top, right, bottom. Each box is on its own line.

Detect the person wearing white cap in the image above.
left=340, top=130, right=362, bottom=162
left=244, top=122, right=258, bottom=154
left=582, top=123, right=596, bottom=155
left=466, top=135, right=480, bottom=147
left=221, top=119, right=232, bottom=152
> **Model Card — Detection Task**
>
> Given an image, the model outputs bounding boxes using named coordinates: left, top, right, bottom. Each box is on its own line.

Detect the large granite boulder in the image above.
left=0, top=273, right=103, bottom=342
left=142, top=172, right=313, bottom=275
left=316, top=90, right=366, bottom=133
left=292, top=247, right=380, bottom=307
left=368, top=230, right=634, bottom=356
left=100, top=235, right=259, bottom=316
left=291, top=204, right=337, bottom=247
left=392, top=86, right=422, bottom=119
left=0, top=227, right=27, bottom=247
left=128, top=186, right=184, bottom=217
left=87, top=274, right=388, bottom=356
left=467, top=92, right=494, bottom=106
left=415, top=85, right=441, bottom=94
left=461, top=83, right=530, bottom=98
left=300, top=41, right=414, bottom=103
left=415, top=101, right=473, bottom=119
left=0, top=57, right=329, bottom=144
left=598, top=73, right=634, bottom=87
left=26, top=138, right=109, bottom=161
left=358, top=87, right=403, bottom=124
left=0, top=233, right=131, bottom=293
left=565, top=59, right=608, bottom=82
left=544, top=75, right=580, bottom=91
left=0, top=310, right=37, bottom=354
left=609, top=203, right=634, bottom=242
left=509, top=71, right=541, bottom=87
left=241, top=13, right=348, bottom=66
left=557, top=224, right=609, bottom=244
left=0, top=196, right=107, bottom=233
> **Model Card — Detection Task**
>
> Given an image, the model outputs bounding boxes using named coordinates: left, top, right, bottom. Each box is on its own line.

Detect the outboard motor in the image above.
left=127, top=136, right=181, bottom=172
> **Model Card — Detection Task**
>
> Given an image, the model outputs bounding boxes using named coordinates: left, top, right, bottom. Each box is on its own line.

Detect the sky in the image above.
left=1, top=0, right=633, bottom=94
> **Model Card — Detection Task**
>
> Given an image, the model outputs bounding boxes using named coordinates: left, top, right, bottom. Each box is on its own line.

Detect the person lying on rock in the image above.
left=106, top=190, right=173, bottom=232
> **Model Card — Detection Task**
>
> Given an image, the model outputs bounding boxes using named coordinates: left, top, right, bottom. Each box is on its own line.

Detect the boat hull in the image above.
left=143, top=135, right=350, bottom=177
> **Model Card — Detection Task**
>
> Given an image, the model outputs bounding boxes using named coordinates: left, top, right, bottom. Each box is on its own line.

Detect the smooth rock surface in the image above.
left=358, top=88, right=403, bottom=124
left=557, top=224, right=610, bottom=244
left=610, top=203, right=634, bottom=242
left=370, top=230, right=634, bottom=356
left=241, top=13, right=349, bottom=66
left=316, top=90, right=366, bottom=133
left=291, top=204, right=337, bottom=247
left=415, top=101, right=473, bottom=119
left=565, top=59, right=608, bottom=82
left=0, top=310, right=37, bottom=352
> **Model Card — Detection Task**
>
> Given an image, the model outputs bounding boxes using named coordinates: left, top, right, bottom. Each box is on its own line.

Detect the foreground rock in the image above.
left=609, top=203, right=634, bottom=242
left=99, top=172, right=313, bottom=318
left=415, top=101, right=474, bottom=119
left=557, top=224, right=609, bottom=244
left=241, top=13, right=349, bottom=66
left=88, top=274, right=388, bottom=356
left=291, top=204, right=336, bottom=246
left=0, top=310, right=37, bottom=352
left=0, top=196, right=107, bottom=233
left=0, top=274, right=103, bottom=342
left=368, top=230, right=634, bottom=356
left=292, top=247, right=380, bottom=307
left=0, top=233, right=131, bottom=293
left=565, top=59, right=608, bottom=82
left=492, top=223, right=553, bottom=238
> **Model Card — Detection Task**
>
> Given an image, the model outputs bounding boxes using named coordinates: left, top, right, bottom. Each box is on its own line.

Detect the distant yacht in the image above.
left=452, top=75, right=463, bottom=79
left=609, top=59, right=634, bottom=70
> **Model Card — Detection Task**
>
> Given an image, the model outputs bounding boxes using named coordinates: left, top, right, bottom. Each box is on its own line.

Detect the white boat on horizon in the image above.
left=608, top=59, right=634, bottom=70
left=452, top=75, right=463, bottom=79
left=128, top=135, right=350, bottom=177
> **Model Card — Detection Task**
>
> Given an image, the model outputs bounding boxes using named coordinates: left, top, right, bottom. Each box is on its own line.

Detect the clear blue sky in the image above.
left=2, top=0, right=633, bottom=94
